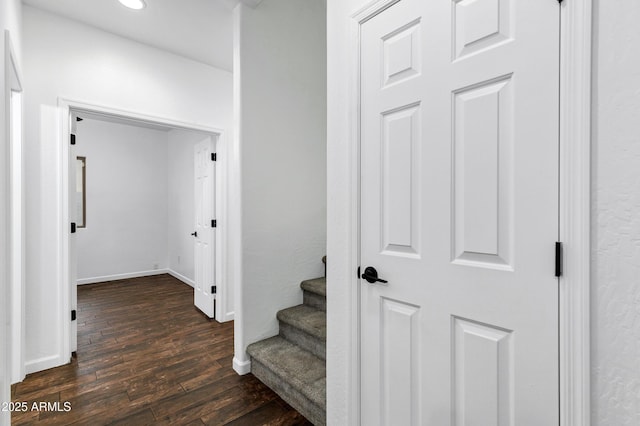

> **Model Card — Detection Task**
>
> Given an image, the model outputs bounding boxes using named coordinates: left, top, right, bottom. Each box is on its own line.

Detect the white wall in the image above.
left=233, top=0, right=327, bottom=373
left=592, top=1, right=640, bottom=424
left=167, top=128, right=207, bottom=286
left=23, top=5, right=233, bottom=373
left=75, top=119, right=169, bottom=283
left=0, top=0, right=21, bottom=422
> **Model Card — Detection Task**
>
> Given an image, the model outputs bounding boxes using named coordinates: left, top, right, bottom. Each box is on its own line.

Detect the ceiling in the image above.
left=22, top=0, right=238, bottom=71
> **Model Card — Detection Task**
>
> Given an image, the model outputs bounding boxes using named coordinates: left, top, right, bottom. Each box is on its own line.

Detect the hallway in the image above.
left=11, top=275, right=310, bottom=425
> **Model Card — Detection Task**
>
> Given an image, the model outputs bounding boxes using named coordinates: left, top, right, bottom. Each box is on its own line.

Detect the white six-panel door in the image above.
left=360, top=0, right=560, bottom=424
left=193, top=138, right=216, bottom=318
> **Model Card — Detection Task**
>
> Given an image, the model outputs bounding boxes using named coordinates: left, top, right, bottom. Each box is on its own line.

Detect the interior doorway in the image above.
left=60, top=101, right=230, bottom=357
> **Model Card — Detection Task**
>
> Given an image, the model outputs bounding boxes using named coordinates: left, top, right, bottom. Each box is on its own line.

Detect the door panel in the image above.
left=360, top=0, right=560, bottom=424
left=453, top=317, right=513, bottom=425
left=381, top=103, right=421, bottom=257
left=453, top=0, right=512, bottom=60
left=453, top=75, right=513, bottom=269
left=193, top=138, right=216, bottom=318
left=381, top=298, right=420, bottom=425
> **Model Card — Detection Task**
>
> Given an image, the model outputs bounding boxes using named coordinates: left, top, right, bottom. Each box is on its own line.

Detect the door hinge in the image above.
left=211, top=286, right=217, bottom=294
left=70, top=134, right=76, bottom=145
left=555, top=242, right=563, bottom=277
left=211, top=153, right=217, bottom=161
left=357, top=266, right=361, bottom=279
left=71, top=222, right=77, bottom=233
left=211, top=219, right=217, bottom=228
left=71, top=310, right=77, bottom=321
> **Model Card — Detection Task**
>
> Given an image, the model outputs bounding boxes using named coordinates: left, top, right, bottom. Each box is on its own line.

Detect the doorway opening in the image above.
left=60, top=100, right=231, bottom=359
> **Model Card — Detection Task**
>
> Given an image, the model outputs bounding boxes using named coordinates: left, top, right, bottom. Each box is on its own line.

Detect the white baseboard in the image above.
left=233, top=356, right=251, bottom=375
left=225, top=311, right=235, bottom=321
left=25, top=354, right=68, bottom=375
left=77, top=269, right=169, bottom=285
left=167, top=269, right=195, bottom=287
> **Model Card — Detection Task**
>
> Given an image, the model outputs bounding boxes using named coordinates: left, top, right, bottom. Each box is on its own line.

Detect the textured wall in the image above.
left=592, top=1, right=640, bottom=424
left=233, top=0, right=327, bottom=370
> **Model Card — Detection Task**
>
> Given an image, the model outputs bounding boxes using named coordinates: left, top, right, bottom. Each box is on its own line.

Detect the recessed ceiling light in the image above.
left=118, top=0, right=146, bottom=10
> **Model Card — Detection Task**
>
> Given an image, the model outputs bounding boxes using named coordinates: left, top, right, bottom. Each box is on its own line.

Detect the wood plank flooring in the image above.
left=11, top=274, right=311, bottom=426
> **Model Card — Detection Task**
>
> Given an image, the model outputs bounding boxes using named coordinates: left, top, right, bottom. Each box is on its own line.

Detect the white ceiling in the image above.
left=22, top=0, right=238, bottom=71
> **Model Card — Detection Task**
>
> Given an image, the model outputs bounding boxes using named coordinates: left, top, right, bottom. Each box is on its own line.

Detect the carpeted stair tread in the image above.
left=300, top=277, right=326, bottom=297
left=247, top=336, right=326, bottom=410
left=277, top=305, right=326, bottom=341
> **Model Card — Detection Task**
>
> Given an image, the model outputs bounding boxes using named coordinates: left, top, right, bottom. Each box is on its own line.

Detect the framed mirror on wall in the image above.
left=76, top=156, right=86, bottom=228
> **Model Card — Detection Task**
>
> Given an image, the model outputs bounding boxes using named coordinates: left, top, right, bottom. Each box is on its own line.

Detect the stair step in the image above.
left=301, top=277, right=326, bottom=297
left=247, top=336, right=326, bottom=425
left=301, top=277, right=326, bottom=312
left=278, top=305, right=326, bottom=360
left=278, top=305, right=326, bottom=340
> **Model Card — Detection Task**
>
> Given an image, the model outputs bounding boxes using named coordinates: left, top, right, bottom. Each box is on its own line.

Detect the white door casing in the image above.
left=193, top=137, right=216, bottom=318
left=59, top=100, right=227, bottom=371
left=10, top=89, right=24, bottom=383
left=6, top=30, right=25, bottom=385
left=359, top=0, right=560, bottom=424
left=69, top=113, right=78, bottom=354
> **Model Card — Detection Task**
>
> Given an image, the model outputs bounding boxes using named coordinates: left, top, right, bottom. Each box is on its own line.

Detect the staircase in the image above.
left=247, top=277, right=326, bottom=425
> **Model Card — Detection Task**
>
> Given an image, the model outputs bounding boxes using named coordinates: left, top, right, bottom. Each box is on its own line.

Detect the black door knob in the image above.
left=361, top=266, right=388, bottom=284
left=191, top=231, right=198, bottom=237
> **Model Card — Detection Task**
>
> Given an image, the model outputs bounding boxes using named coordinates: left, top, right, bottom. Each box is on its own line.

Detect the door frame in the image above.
left=5, top=30, right=25, bottom=384
left=345, top=0, right=592, bottom=424
left=57, top=98, right=232, bottom=363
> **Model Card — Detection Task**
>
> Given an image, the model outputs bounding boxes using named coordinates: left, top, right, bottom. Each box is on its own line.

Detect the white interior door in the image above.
left=193, top=137, right=216, bottom=318
left=360, top=0, right=560, bottom=424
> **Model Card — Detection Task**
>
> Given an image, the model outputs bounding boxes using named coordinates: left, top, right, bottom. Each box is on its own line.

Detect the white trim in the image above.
left=25, top=355, right=62, bottom=376
left=231, top=3, right=247, bottom=372
left=77, top=270, right=170, bottom=286
left=167, top=269, right=195, bottom=288
left=59, top=98, right=224, bottom=136
left=5, top=30, right=25, bottom=385
left=57, top=97, right=231, bottom=364
left=59, top=101, right=72, bottom=366
left=346, top=0, right=592, bottom=423
left=559, top=1, right=592, bottom=425
left=9, top=90, right=24, bottom=384
left=233, top=356, right=251, bottom=375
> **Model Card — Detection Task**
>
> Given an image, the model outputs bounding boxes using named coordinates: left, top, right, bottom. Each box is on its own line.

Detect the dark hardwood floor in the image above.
left=11, top=274, right=311, bottom=425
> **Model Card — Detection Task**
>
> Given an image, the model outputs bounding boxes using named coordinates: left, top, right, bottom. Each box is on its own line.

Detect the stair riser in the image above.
left=251, top=358, right=326, bottom=426
left=279, top=322, right=326, bottom=360
left=303, top=291, right=326, bottom=312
